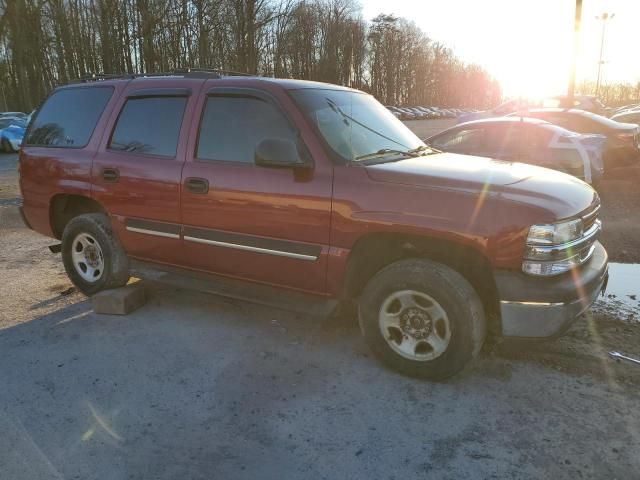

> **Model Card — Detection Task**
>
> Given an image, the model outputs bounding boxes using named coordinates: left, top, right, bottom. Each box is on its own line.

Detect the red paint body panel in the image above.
left=179, top=81, right=334, bottom=293
left=19, top=82, right=126, bottom=236
left=19, top=76, right=600, bottom=300
left=90, top=78, right=206, bottom=265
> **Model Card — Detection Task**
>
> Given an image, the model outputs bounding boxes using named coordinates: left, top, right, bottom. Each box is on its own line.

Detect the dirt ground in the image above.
left=1, top=134, right=640, bottom=479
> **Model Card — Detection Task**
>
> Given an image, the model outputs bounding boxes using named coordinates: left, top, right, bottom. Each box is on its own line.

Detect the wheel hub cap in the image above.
left=378, top=290, right=452, bottom=362
left=70, top=233, right=104, bottom=283
left=400, top=307, right=432, bottom=339
left=84, top=246, right=100, bottom=267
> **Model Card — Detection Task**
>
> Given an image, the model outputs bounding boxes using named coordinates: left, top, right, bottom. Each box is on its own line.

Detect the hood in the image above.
left=365, top=152, right=598, bottom=220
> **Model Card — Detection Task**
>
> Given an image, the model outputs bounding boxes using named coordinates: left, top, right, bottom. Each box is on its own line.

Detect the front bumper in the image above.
left=9, top=139, right=21, bottom=151
left=495, top=241, right=608, bottom=338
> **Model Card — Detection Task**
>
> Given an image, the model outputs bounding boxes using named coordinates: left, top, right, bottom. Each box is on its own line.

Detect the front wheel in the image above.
left=61, top=213, right=130, bottom=295
left=359, top=258, right=486, bottom=380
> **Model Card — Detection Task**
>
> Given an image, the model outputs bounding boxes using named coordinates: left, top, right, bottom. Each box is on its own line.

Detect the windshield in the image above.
left=0, top=118, right=25, bottom=129
left=290, top=88, right=425, bottom=162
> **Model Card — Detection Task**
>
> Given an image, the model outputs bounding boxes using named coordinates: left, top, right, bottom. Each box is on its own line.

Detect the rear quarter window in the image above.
left=25, top=87, right=113, bottom=148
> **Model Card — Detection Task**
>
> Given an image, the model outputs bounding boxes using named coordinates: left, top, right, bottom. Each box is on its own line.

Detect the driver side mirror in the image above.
left=255, top=138, right=312, bottom=169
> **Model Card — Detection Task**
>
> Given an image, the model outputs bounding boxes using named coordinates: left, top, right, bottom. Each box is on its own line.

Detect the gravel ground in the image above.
left=2, top=144, right=640, bottom=479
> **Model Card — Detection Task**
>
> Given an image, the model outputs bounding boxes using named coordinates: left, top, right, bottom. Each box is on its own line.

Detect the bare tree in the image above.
left=0, top=0, right=510, bottom=111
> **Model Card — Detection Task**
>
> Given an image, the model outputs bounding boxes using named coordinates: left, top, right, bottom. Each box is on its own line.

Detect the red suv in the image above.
left=19, top=72, right=608, bottom=379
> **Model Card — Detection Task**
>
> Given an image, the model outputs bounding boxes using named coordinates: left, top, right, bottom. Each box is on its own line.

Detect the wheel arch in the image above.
left=49, top=194, right=106, bottom=239
left=341, top=232, right=500, bottom=327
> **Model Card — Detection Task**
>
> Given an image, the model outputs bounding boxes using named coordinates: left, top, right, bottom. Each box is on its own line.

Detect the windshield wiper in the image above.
left=407, top=145, right=436, bottom=155
left=355, top=146, right=435, bottom=164
left=355, top=148, right=419, bottom=162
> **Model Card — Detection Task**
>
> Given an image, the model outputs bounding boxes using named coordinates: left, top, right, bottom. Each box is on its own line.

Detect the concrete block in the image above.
left=92, top=283, right=146, bottom=315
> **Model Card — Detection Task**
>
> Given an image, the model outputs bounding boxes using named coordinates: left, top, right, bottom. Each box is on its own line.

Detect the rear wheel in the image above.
left=359, top=258, right=486, bottom=380
left=61, top=213, right=130, bottom=295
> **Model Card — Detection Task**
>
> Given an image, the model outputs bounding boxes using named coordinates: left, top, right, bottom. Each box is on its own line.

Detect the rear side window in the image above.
left=485, top=125, right=522, bottom=156
left=544, top=115, right=578, bottom=132
left=527, top=125, right=555, bottom=149
left=109, top=97, right=187, bottom=157
left=25, top=87, right=113, bottom=147
left=431, top=127, right=486, bottom=151
left=196, top=95, right=295, bottom=163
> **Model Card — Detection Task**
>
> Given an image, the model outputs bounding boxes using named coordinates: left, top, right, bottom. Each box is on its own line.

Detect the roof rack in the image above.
left=70, top=68, right=255, bottom=84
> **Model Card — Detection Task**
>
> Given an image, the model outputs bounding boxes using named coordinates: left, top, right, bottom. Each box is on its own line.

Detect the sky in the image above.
left=360, top=0, right=640, bottom=98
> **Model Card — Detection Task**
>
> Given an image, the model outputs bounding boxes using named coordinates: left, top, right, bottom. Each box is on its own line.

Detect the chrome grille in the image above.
left=582, top=204, right=600, bottom=231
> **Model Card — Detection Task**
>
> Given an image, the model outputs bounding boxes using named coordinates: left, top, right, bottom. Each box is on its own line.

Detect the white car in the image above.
left=425, top=117, right=606, bottom=184
left=611, top=108, right=640, bottom=126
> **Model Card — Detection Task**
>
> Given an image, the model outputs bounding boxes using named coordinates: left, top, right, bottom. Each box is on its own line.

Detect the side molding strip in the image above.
left=124, top=218, right=181, bottom=239
left=124, top=218, right=321, bottom=261
left=183, top=235, right=318, bottom=261
left=126, top=226, right=180, bottom=239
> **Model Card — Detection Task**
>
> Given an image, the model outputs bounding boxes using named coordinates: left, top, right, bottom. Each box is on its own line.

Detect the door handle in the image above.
left=185, top=177, right=209, bottom=194
left=102, top=168, right=119, bottom=183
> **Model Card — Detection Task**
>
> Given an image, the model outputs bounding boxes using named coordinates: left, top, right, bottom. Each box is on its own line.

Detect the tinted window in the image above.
left=485, top=124, right=522, bottom=157
left=527, top=125, right=555, bottom=148
left=25, top=87, right=113, bottom=147
left=197, top=96, right=295, bottom=163
left=0, top=119, right=19, bottom=129
left=536, top=114, right=579, bottom=132
left=431, top=127, right=486, bottom=152
left=109, top=97, right=187, bottom=157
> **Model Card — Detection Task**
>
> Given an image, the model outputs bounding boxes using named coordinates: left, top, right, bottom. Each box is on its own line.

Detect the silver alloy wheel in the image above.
left=378, top=289, right=451, bottom=361
left=70, top=233, right=104, bottom=283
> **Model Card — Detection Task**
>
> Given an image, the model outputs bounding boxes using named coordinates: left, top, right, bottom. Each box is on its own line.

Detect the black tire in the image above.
left=1, top=138, right=12, bottom=153
left=358, top=258, right=486, bottom=380
left=61, top=213, right=130, bottom=295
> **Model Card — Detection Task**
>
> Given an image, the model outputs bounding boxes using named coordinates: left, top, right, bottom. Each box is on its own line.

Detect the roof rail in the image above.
left=69, top=68, right=255, bottom=84
left=177, top=67, right=255, bottom=77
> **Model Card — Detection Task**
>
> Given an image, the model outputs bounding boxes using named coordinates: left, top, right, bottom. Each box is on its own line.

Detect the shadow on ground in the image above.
left=1, top=282, right=639, bottom=480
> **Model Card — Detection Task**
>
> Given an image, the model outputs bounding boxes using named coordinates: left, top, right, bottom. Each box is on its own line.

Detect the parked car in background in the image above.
left=607, top=103, right=640, bottom=118
left=611, top=108, right=640, bottom=126
left=385, top=105, right=477, bottom=120
left=0, top=116, right=27, bottom=152
left=386, top=106, right=403, bottom=119
left=0, top=111, right=27, bottom=119
left=19, top=73, right=607, bottom=379
left=24, top=110, right=36, bottom=126
left=425, top=117, right=606, bottom=183
left=542, top=95, right=607, bottom=115
left=514, top=108, right=640, bottom=170
left=456, top=99, right=538, bottom=124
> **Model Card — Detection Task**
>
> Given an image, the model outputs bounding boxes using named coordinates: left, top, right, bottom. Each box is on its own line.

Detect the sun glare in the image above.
left=363, top=0, right=640, bottom=100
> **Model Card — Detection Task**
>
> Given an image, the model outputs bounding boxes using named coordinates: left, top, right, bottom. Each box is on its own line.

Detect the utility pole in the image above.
left=567, top=0, right=582, bottom=102
left=595, top=12, right=615, bottom=96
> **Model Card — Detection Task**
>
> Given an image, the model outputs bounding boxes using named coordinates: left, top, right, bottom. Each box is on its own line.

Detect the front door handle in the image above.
left=185, top=177, right=209, bottom=194
left=102, top=167, right=119, bottom=183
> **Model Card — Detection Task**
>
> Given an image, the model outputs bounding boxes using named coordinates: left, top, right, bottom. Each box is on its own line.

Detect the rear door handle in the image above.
left=102, top=168, right=119, bottom=183
left=185, top=177, right=209, bottom=194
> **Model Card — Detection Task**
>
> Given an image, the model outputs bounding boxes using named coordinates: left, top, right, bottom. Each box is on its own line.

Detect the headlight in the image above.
left=522, top=218, right=599, bottom=277
left=527, top=219, right=583, bottom=245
